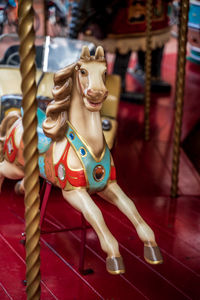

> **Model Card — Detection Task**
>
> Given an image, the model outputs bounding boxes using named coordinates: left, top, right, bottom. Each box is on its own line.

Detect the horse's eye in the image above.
left=80, top=69, right=86, bottom=75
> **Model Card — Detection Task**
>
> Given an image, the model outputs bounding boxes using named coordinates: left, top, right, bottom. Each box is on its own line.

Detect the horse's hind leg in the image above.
left=14, top=179, right=25, bottom=195
left=99, top=182, right=163, bottom=265
left=0, top=160, right=24, bottom=193
left=62, top=189, right=125, bottom=274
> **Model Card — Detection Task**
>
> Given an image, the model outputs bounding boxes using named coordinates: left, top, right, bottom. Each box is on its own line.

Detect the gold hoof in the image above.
left=106, top=256, right=125, bottom=275
left=144, top=244, right=163, bottom=265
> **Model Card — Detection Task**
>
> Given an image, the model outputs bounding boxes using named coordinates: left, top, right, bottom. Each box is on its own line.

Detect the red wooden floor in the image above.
left=1, top=39, right=200, bottom=299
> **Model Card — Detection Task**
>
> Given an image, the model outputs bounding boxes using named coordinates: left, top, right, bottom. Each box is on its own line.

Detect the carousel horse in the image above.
left=0, top=46, right=163, bottom=274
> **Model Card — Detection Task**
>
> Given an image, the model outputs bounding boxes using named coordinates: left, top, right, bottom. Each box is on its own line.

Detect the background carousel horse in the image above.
left=0, top=46, right=163, bottom=274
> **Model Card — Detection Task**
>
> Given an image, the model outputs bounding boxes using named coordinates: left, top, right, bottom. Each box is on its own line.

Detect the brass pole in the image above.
left=171, top=0, right=189, bottom=198
left=18, top=0, right=41, bottom=299
left=43, top=0, right=47, bottom=36
left=144, top=0, right=153, bottom=141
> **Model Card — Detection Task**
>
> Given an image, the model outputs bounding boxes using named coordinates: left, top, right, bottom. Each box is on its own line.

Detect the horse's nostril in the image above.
left=87, top=89, right=93, bottom=96
left=87, top=89, right=105, bottom=97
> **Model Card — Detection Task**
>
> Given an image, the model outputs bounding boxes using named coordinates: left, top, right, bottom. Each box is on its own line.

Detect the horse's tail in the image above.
left=0, top=111, right=21, bottom=162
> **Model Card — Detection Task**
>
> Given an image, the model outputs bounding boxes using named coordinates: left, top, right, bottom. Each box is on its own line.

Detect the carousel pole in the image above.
left=144, top=0, right=153, bottom=141
left=43, top=0, right=48, bottom=36
left=171, top=0, right=189, bottom=198
left=18, top=1, right=41, bottom=299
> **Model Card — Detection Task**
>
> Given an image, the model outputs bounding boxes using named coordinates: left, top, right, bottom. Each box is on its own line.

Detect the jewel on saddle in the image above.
left=93, top=165, right=105, bottom=182
left=58, top=163, right=66, bottom=181
left=69, top=131, right=75, bottom=141
left=79, top=147, right=87, bottom=157
left=7, top=139, right=14, bottom=154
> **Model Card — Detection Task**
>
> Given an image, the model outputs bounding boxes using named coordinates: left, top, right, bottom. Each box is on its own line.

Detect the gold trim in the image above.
left=144, top=257, right=163, bottom=265
left=107, top=179, right=117, bottom=184
left=107, top=26, right=171, bottom=39
left=67, top=174, right=78, bottom=180
left=67, top=165, right=83, bottom=172
left=67, top=121, right=106, bottom=163
left=63, top=180, right=87, bottom=191
left=107, top=269, right=125, bottom=275
left=105, top=152, right=112, bottom=188
left=82, top=28, right=171, bottom=55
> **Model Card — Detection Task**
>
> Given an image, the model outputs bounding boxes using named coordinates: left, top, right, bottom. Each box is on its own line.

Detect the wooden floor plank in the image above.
left=0, top=283, right=13, bottom=300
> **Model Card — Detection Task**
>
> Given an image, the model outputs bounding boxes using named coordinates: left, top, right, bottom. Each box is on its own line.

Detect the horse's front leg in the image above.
left=62, top=189, right=125, bottom=274
left=98, top=182, right=163, bottom=264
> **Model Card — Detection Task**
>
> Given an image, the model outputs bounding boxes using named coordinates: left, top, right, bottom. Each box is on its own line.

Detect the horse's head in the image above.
left=43, top=46, right=108, bottom=140
left=75, top=46, right=108, bottom=112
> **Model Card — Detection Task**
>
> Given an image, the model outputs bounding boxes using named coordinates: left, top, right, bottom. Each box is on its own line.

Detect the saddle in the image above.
left=36, top=108, right=52, bottom=154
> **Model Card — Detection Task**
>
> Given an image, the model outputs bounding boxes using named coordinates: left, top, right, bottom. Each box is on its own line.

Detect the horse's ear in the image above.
left=95, top=46, right=104, bottom=59
left=80, top=46, right=90, bottom=59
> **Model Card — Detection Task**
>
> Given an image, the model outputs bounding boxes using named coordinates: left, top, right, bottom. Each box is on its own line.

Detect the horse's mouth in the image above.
left=84, top=97, right=103, bottom=110
left=88, top=100, right=102, bottom=107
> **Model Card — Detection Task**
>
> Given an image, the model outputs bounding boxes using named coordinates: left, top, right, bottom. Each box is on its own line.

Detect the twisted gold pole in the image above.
left=144, top=0, right=153, bottom=141
left=171, top=0, right=189, bottom=198
left=18, top=0, right=41, bottom=299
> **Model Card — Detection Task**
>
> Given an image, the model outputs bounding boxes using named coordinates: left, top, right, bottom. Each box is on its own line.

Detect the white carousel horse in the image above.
left=0, top=46, right=163, bottom=274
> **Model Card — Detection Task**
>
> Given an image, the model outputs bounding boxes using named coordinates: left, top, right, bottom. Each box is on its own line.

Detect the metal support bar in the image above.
left=144, top=0, right=153, bottom=141
left=40, top=181, right=52, bottom=228
left=43, top=0, right=48, bottom=36
left=171, top=0, right=189, bottom=198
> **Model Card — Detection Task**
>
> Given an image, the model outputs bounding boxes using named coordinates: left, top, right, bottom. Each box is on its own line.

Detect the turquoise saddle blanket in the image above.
left=21, top=108, right=52, bottom=154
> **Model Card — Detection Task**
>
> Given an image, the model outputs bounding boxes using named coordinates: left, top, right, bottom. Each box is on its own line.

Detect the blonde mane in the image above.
left=42, top=62, right=75, bottom=140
